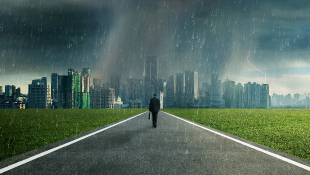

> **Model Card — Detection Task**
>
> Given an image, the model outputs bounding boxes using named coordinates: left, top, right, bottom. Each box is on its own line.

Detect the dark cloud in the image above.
left=1, top=0, right=310, bottom=94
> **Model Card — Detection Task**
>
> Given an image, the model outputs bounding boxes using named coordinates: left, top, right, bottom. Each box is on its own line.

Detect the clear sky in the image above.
left=1, top=0, right=310, bottom=95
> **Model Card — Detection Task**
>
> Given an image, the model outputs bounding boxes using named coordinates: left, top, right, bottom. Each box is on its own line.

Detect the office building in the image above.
left=185, top=70, right=191, bottom=103
left=81, top=68, right=91, bottom=90
left=0, top=86, right=2, bottom=95
left=12, top=85, right=16, bottom=97
left=243, top=82, right=251, bottom=108
left=158, top=79, right=164, bottom=92
left=110, top=74, right=123, bottom=99
left=28, top=77, right=51, bottom=109
left=136, top=79, right=143, bottom=100
left=223, top=78, right=236, bottom=108
left=175, top=73, right=185, bottom=107
left=57, top=69, right=90, bottom=109
left=210, top=62, right=224, bottom=108
left=16, top=87, right=21, bottom=97
left=121, top=84, right=129, bottom=103
left=51, top=73, right=58, bottom=99
left=145, top=56, right=158, bottom=91
left=235, top=83, right=243, bottom=108
left=185, top=70, right=199, bottom=104
left=201, top=83, right=210, bottom=98
left=5, top=85, right=12, bottom=97
left=260, top=84, right=269, bottom=108
left=166, top=75, right=175, bottom=107
left=138, top=85, right=146, bottom=105
left=253, top=83, right=261, bottom=108
left=103, top=88, right=115, bottom=109
left=128, top=78, right=138, bottom=100
left=285, top=94, right=292, bottom=106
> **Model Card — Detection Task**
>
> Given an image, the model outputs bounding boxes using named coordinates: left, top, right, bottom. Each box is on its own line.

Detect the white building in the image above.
left=114, top=96, right=123, bottom=109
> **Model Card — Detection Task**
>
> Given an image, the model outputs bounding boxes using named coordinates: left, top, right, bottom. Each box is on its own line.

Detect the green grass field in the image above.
left=0, top=109, right=146, bottom=161
left=162, top=108, right=310, bottom=161
left=1, top=108, right=310, bottom=163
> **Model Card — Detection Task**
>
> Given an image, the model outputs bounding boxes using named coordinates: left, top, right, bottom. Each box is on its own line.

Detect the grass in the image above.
left=162, top=108, right=310, bottom=161
left=0, top=109, right=146, bottom=161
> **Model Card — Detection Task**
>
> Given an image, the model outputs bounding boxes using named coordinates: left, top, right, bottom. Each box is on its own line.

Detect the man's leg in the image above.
left=152, top=112, right=158, bottom=128
left=152, top=112, right=155, bottom=127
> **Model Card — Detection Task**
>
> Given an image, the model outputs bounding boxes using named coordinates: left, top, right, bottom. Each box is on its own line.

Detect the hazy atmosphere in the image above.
left=1, top=0, right=310, bottom=95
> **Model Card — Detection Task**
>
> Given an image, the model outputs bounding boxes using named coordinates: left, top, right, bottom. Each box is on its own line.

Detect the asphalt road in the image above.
left=1, top=111, right=310, bottom=174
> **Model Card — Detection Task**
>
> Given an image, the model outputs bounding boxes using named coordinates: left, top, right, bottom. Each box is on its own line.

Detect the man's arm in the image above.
left=149, top=98, right=152, bottom=112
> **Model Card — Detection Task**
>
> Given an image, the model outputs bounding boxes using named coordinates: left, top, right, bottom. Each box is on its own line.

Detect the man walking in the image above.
left=149, top=93, right=160, bottom=128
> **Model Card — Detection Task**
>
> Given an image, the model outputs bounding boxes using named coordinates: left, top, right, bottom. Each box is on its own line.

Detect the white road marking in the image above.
left=0, top=112, right=147, bottom=174
left=162, top=111, right=310, bottom=172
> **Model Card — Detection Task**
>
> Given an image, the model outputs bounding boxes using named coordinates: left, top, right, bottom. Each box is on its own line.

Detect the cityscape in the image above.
left=1, top=55, right=308, bottom=109
left=1, top=0, right=310, bottom=109
left=2, top=1, right=310, bottom=173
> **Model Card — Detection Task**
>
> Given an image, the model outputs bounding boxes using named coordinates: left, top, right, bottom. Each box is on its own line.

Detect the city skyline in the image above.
left=0, top=66, right=306, bottom=98
left=1, top=0, right=310, bottom=95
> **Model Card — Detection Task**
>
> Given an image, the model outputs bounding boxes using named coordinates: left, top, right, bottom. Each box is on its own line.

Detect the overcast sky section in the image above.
left=1, top=0, right=310, bottom=95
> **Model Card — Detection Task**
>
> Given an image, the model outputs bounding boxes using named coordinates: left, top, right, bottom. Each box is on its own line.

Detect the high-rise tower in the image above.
left=110, top=74, right=123, bottom=99
left=145, top=56, right=158, bottom=91
left=51, top=73, right=58, bottom=99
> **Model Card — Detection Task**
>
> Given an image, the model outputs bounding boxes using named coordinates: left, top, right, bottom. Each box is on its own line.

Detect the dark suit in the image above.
left=149, top=97, right=160, bottom=128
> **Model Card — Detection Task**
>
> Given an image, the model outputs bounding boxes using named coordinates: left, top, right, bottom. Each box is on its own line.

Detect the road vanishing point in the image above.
left=1, top=111, right=310, bottom=174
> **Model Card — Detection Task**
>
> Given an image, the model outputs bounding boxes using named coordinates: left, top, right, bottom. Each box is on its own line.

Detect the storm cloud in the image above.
left=1, top=0, right=310, bottom=95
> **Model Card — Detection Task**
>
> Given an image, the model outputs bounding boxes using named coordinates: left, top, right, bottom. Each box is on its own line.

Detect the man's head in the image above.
left=153, top=93, right=157, bottom=97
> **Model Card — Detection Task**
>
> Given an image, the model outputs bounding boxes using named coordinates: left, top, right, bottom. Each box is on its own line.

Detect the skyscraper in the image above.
left=253, top=83, right=261, bottom=108
left=184, top=70, right=191, bottom=102
left=5, top=85, right=12, bottom=97
left=201, top=83, right=210, bottom=98
left=127, top=78, right=138, bottom=100
left=121, top=84, right=128, bottom=103
left=28, top=77, right=50, bottom=109
left=235, top=83, right=244, bottom=108
left=145, top=84, right=154, bottom=106
left=260, top=84, right=269, bottom=108
left=0, top=86, right=3, bottom=95
left=145, top=56, right=158, bottom=91
left=166, top=75, right=175, bottom=107
left=51, top=73, right=58, bottom=99
left=176, top=73, right=185, bottom=107
left=185, top=70, right=199, bottom=104
left=103, top=88, right=115, bottom=109
left=81, top=68, right=90, bottom=93
left=243, top=82, right=252, bottom=108
left=16, top=87, right=21, bottom=97
left=12, top=85, right=16, bottom=97
left=223, top=78, right=235, bottom=108
left=157, top=79, right=164, bottom=92
left=58, top=69, right=90, bottom=109
left=110, top=74, right=123, bottom=99
left=210, top=61, right=224, bottom=107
